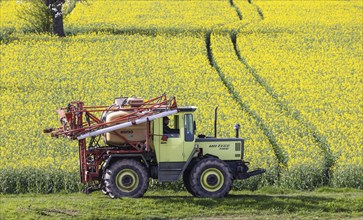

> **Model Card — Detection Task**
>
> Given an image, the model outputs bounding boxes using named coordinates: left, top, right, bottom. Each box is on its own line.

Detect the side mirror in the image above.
left=193, top=121, right=196, bottom=132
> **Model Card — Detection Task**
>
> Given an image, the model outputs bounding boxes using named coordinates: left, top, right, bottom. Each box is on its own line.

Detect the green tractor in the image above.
left=45, top=94, right=265, bottom=198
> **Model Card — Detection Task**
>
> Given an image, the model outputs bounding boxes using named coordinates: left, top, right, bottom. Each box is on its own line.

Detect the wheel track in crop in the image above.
left=203, top=0, right=286, bottom=174
left=229, top=0, right=243, bottom=20
left=229, top=32, right=335, bottom=184
left=206, top=0, right=334, bottom=183
left=205, top=31, right=288, bottom=172
left=247, top=0, right=264, bottom=20
left=229, top=0, right=264, bottom=21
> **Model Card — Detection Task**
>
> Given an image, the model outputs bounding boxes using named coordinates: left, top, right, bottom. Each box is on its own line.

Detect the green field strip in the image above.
left=2, top=190, right=363, bottom=219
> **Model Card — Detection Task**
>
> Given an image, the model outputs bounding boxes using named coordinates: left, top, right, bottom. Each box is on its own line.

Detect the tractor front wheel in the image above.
left=104, top=159, right=149, bottom=198
left=190, top=158, right=233, bottom=198
left=183, top=169, right=196, bottom=196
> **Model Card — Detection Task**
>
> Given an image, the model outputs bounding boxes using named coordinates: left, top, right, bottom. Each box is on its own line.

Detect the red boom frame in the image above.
left=44, top=94, right=177, bottom=183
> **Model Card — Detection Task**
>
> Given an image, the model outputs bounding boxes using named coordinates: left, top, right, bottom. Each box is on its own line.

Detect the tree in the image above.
left=18, top=0, right=78, bottom=37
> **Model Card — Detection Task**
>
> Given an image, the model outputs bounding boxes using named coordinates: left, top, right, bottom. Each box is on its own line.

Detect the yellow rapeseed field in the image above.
left=0, top=0, right=361, bottom=192
left=236, top=0, right=362, bottom=187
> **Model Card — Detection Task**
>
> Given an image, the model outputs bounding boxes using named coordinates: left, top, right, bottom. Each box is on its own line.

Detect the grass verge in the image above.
left=1, top=188, right=362, bottom=219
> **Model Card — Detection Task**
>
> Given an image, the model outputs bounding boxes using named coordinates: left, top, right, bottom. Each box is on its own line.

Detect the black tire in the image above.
left=190, top=158, right=233, bottom=198
left=183, top=169, right=196, bottom=196
left=100, top=172, right=109, bottom=195
left=101, top=182, right=109, bottom=195
left=104, top=159, right=149, bottom=198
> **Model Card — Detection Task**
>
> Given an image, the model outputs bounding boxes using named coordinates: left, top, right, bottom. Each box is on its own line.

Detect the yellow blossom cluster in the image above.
left=0, top=1, right=24, bottom=29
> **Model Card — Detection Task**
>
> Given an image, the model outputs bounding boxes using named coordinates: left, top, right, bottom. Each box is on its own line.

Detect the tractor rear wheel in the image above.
left=190, top=158, right=233, bottom=198
left=104, top=159, right=149, bottom=198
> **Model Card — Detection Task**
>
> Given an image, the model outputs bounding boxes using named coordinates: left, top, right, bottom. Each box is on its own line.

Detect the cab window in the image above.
left=184, top=114, right=194, bottom=141
left=163, top=115, right=180, bottom=137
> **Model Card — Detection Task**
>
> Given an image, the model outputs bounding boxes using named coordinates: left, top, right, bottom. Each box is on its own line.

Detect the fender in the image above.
left=101, top=154, right=149, bottom=174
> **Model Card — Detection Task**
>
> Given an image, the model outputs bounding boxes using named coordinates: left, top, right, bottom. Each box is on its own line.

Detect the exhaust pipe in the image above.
left=214, top=106, right=218, bottom=138
left=234, top=123, right=240, bottom=138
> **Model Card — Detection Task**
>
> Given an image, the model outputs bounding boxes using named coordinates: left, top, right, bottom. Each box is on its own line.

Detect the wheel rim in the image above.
left=115, top=169, right=139, bottom=193
left=200, top=168, right=224, bottom=192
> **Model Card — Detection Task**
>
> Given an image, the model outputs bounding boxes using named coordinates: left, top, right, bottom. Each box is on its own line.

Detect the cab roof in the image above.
left=155, top=106, right=197, bottom=113
left=177, top=106, right=197, bottom=112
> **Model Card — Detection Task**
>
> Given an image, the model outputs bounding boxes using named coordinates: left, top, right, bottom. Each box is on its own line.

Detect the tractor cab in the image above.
left=151, top=107, right=197, bottom=181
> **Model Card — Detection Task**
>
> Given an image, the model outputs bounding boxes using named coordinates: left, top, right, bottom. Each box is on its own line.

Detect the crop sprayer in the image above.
left=44, top=94, right=265, bottom=198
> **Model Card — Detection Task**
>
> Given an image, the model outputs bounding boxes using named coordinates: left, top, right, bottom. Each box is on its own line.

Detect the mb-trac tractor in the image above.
left=44, top=94, right=265, bottom=198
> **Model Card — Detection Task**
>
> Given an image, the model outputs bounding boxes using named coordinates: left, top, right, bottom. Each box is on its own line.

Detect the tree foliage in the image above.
left=17, top=0, right=79, bottom=36
left=17, top=0, right=53, bottom=33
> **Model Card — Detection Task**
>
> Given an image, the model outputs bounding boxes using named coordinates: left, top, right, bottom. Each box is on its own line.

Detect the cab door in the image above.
left=157, top=114, right=184, bottom=162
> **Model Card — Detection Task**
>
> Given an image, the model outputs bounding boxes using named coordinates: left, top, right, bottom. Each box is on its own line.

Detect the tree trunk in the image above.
left=46, top=0, right=66, bottom=37
left=52, top=4, right=65, bottom=37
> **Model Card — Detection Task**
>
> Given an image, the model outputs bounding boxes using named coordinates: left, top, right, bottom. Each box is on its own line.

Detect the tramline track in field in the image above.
left=201, top=0, right=333, bottom=187
left=230, top=32, right=334, bottom=184
left=205, top=31, right=288, bottom=172
left=208, top=32, right=333, bottom=188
